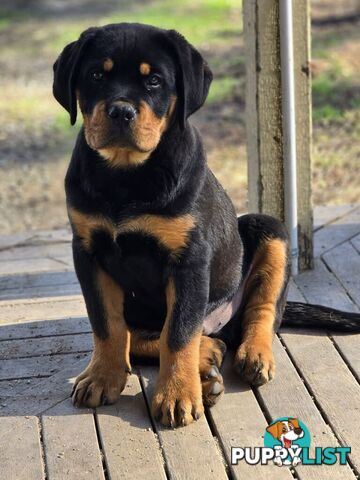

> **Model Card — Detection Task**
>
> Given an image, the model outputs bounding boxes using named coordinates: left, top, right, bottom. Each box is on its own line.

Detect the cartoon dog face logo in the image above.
left=266, top=418, right=304, bottom=466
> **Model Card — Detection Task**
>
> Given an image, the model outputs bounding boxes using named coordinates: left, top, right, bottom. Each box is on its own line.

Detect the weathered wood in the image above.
left=140, top=366, right=228, bottom=480
left=0, top=296, right=86, bottom=324
left=0, top=317, right=90, bottom=341
left=0, top=352, right=88, bottom=381
left=323, top=241, right=360, bottom=308
left=0, top=332, right=92, bottom=359
left=287, top=278, right=306, bottom=303
left=207, top=356, right=293, bottom=479
left=0, top=355, right=89, bottom=415
left=244, top=0, right=313, bottom=270
left=280, top=332, right=360, bottom=471
left=0, top=283, right=81, bottom=301
left=0, top=228, right=71, bottom=251
left=0, top=256, right=72, bottom=275
left=314, top=206, right=360, bottom=257
left=351, top=233, right=360, bottom=253
left=258, top=336, right=355, bottom=479
left=294, top=258, right=358, bottom=312
left=42, top=399, right=105, bottom=480
left=314, top=204, right=357, bottom=231
left=0, top=270, right=78, bottom=292
left=331, top=334, right=360, bottom=380
left=0, top=242, right=71, bottom=262
left=97, top=373, right=167, bottom=480
left=0, top=416, right=45, bottom=480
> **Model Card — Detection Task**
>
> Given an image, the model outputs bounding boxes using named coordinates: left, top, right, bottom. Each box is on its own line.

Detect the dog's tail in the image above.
left=282, top=302, right=360, bottom=332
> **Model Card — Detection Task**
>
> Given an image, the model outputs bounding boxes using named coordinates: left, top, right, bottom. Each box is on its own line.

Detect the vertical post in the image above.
left=244, top=0, right=313, bottom=271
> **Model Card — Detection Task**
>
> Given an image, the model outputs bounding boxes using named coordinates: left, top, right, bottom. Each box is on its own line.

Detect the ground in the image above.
left=0, top=0, right=359, bottom=234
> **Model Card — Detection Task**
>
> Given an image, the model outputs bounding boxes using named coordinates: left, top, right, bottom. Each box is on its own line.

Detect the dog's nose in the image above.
left=294, top=428, right=302, bottom=435
left=107, top=104, right=136, bottom=122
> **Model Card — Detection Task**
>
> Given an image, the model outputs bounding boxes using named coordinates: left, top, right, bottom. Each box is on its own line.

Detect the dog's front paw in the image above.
left=152, top=375, right=204, bottom=428
left=72, top=361, right=129, bottom=408
left=233, top=340, right=275, bottom=386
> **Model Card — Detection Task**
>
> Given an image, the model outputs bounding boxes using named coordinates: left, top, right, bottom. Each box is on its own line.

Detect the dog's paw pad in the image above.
left=201, top=364, right=225, bottom=407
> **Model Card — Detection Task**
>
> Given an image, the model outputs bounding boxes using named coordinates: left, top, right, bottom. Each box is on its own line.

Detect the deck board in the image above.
left=0, top=205, right=359, bottom=479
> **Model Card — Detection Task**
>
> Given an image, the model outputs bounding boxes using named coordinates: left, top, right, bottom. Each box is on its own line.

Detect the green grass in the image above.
left=207, top=76, right=239, bottom=103
left=47, top=0, right=242, bottom=52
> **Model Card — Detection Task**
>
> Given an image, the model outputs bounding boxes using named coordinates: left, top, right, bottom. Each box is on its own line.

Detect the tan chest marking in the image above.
left=68, top=208, right=195, bottom=253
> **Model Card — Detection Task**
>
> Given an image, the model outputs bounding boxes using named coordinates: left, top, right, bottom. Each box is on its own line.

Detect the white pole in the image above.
left=280, top=0, right=299, bottom=276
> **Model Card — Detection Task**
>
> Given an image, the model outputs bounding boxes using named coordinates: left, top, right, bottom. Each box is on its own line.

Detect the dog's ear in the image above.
left=289, top=418, right=300, bottom=429
left=166, top=30, right=213, bottom=129
left=266, top=421, right=282, bottom=439
left=53, top=28, right=98, bottom=125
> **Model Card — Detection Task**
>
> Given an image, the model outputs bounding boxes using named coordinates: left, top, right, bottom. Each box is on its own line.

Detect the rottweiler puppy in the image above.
left=53, top=23, right=360, bottom=428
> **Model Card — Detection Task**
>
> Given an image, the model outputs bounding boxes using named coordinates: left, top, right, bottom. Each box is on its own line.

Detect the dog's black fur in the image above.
left=53, top=23, right=360, bottom=427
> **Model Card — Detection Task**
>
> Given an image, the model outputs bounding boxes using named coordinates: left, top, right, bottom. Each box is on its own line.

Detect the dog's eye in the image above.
left=91, top=70, right=104, bottom=82
left=146, top=74, right=161, bottom=88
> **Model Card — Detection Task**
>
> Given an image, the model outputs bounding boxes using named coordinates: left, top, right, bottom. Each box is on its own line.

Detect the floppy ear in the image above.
left=53, top=28, right=98, bottom=125
left=166, top=30, right=213, bottom=129
left=289, top=418, right=300, bottom=429
left=266, top=421, right=282, bottom=439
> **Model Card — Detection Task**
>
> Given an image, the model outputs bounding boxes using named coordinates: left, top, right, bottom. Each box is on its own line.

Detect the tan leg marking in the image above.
left=234, top=238, right=287, bottom=385
left=72, top=269, right=131, bottom=408
left=151, top=278, right=204, bottom=427
left=131, top=333, right=226, bottom=407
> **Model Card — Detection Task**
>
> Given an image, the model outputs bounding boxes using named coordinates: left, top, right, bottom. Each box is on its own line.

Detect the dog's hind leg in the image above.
left=131, top=333, right=227, bottom=406
left=231, top=214, right=290, bottom=386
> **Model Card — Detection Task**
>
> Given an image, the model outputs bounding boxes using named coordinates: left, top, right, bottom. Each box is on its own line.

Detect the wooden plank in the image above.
left=0, top=242, right=71, bottom=262
left=314, top=204, right=357, bottom=231
left=293, top=257, right=359, bottom=384
left=0, top=354, right=89, bottom=416
left=0, top=416, right=45, bottom=480
left=0, top=296, right=86, bottom=324
left=351, top=233, right=360, bottom=254
left=207, top=356, right=293, bottom=479
left=280, top=332, right=360, bottom=471
left=97, top=373, right=167, bottom=480
left=294, top=258, right=358, bottom=312
left=258, top=336, right=355, bottom=479
left=0, top=257, right=72, bottom=275
left=0, top=283, right=82, bottom=301
left=287, top=278, right=306, bottom=302
left=0, top=352, right=88, bottom=381
left=140, top=366, right=228, bottom=480
left=0, top=317, right=90, bottom=341
left=0, top=228, right=71, bottom=251
left=0, top=332, right=92, bottom=359
left=314, top=206, right=360, bottom=257
left=323, top=241, right=360, bottom=308
left=42, top=399, right=105, bottom=480
left=330, top=334, right=360, bottom=380
left=0, top=270, right=77, bottom=291
left=0, top=378, right=38, bottom=396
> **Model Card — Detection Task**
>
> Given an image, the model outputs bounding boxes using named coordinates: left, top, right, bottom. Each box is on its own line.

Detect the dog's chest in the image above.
left=69, top=207, right=195, bottom=294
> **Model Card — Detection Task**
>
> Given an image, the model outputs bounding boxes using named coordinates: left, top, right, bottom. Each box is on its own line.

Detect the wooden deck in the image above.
left=0, top=204, right=359, bottom=480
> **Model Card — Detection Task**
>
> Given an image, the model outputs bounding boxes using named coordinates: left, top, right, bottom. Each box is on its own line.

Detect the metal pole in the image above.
left=280, top=0, right=299, bottom=276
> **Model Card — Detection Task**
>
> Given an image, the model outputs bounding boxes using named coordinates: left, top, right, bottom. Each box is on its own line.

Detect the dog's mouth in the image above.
left=284, top=438, right=292, bottom=448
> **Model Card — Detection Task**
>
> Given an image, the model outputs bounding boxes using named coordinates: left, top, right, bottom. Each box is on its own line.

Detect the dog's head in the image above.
left=53, top=23, right=212, bottom=167
left=266, top=418, right=304, bottom=446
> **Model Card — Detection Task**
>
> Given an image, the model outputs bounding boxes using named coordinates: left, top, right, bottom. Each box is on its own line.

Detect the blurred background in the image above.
left=0, top=0, right=359, bottom=234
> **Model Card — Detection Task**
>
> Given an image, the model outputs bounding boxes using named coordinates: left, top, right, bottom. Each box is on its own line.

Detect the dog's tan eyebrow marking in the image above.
left=140, top=62, right=151, bottom=75
left=103, top=58, right=114, bottom=72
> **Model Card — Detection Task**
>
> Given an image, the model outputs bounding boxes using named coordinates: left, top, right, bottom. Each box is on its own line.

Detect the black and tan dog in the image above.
left=53, top=23, right=360, bottom=428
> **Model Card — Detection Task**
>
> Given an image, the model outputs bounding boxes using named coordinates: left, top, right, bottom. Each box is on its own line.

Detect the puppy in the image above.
left=266, top=418, right=304, bottom=466
left=53, top=23, right=360, bottom=428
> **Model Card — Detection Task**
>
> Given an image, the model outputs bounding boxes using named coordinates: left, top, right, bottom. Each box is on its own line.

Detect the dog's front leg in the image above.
left=152, top=258, right=209, bottom=428
left=71, top=240, right=131, bottom=408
